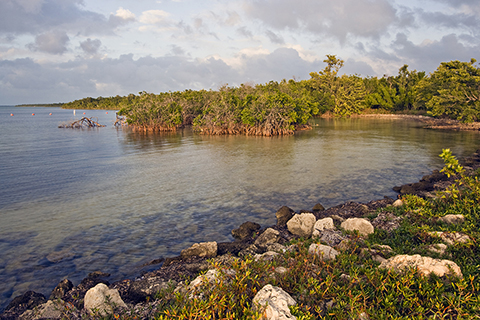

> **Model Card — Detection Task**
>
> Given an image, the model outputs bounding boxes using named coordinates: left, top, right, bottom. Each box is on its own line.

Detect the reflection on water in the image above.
left=0, top=107, right=479, bottom=310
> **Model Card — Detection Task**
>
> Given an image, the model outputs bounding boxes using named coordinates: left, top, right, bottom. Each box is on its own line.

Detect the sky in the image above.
left=0, top=0, right=479, bottom=105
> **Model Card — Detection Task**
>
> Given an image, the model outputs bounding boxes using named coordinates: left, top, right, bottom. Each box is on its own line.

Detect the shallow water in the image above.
left=0, top=106, right=478, bottom=310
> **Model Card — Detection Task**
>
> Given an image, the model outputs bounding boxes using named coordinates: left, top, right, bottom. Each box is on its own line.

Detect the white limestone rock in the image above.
left=308, top=243, right=339, bottom=261
left=392, top=199, right=404, bottom=207
left=429, top=231, right=471, bottom=246
left=312, top=217, right=335, bottom=238
left=253, top=284, right=297, bottom=320
left=181, top=241, right=217, bottom=258
left=378, top=254, right=462, bottom=278
left=341, top=218, right=374, bottom=236
left=254, top=251, right=280, bottom=262
left=84, top=283, right=126, bottom=316
left=428, top=243, right=448, bottom=255
left=438, top=214, right=465, bottom=225
left=287, top=213, right=316, bottom=238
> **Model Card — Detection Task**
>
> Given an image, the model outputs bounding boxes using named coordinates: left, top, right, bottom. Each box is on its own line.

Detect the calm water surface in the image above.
left=0, top=106, right=479, bottom=310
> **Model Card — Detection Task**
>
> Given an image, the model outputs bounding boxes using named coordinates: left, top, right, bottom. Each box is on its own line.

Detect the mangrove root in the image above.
left=59, top=117, right=106, bottom=128
left=114, top=114, right=128, bottom=127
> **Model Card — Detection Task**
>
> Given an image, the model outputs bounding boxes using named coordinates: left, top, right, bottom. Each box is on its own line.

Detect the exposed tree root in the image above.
left=59, top=117, right=106, bottom=128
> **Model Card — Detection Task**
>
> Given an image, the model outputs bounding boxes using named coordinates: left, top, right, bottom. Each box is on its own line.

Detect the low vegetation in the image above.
left=57, top=57, right=480, bottom=136
left=52, top=150, right=480, bottom=319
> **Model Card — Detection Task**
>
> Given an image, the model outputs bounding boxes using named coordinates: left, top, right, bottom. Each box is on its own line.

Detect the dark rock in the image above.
left=254, top=228, right=280, bottom=249
left=62, top=273, right=110, bottom=310
left=231, top=221, right=261, bottom=240
left=146, top=256, right=210, bottom=283
left=372, top=212, right=402, bottom=232
left=142, top=257, right=165, bottom=266
left=239, top=244, right=261, bottom=257
left=393, top=170, right=450, bottom=197
left=125, top=277, right=174, bottom=304
left=318, top=230, right=346, bottom=247
left=2, top=291, right=46, bottom=319
left=312, top=203, right=325, bottom=212
left=87, top=271, right=111, bottom=279
left=49, top=279, right=73, bottom=300
left=217, top=241, right=250, bottom=256
left=315, top=201, right=377, bottom=220
left=276, top=206, right=294, bottom=225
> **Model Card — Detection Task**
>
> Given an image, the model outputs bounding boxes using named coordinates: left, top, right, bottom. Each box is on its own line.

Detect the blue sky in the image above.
left=0, top=0, right=479, bottom=105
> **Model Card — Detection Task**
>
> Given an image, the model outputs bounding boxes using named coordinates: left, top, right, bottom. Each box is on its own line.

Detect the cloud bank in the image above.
left=0, top=0, right=478, bottom=104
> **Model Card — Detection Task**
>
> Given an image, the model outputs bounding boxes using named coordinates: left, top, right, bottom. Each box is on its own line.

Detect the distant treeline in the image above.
left=16, top=103, right=64, bottom=107
left=61, top=56, right=480, bottom=135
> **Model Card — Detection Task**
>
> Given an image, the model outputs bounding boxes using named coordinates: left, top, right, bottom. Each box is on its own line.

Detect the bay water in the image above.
left=0, top=106, right=478, bottom=311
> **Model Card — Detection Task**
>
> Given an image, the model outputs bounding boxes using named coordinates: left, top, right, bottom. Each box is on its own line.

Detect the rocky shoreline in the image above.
left=1, top=150, right=480, bottom=319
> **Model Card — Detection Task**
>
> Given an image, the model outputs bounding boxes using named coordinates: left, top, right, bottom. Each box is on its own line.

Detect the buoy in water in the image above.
left=32, top=113, right=35, bottom=116
left=83, top=112, right=86, bottom=114
left=106, top=112, right=108, bottom=114
left=10, top=113, right=13, bottom=116
left=49, top=113, right=52, bottom=115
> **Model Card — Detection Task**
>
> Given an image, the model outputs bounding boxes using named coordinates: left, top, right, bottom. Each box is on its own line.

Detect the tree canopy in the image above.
left=61, top=57, right=480, bottom=135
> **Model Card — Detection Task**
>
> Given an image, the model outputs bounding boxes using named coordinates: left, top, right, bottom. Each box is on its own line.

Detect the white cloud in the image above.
left=244, top=0, right=397, bottom=42
left=139, top=10, right=171, bottom=25
left=115, top=7, right=135, bottom=21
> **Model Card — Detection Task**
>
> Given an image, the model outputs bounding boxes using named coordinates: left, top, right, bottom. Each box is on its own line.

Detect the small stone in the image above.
left=265, top=243, right=287, bottom=253
left=308, top=243, right=339, bottom=261
left=84, top=283, right=126, bottom=316
left=275, top=267, right=288, bottom=274
left=392, top=199, right=404, bottom=207
left=254, top=251, right=280, bottom=262
left=312, top=217, right=335, bottom=238
left=276, top=206, right=295, bottom=225
left=429, top=231, right=471, bottom=246
left=254, top=228, right=280, bottom=248
left=438, top=214, right=465, bottom=225
left=428, top=243, right=448, bottom=255
left=330, top=214, right=345, bottom=223
left=312, top=203, right=325, bottom=211
left=341, top=218, right=374, bottom=236
left=20, top=300, right=67, bottom=320
left=287, top=213, right=316, bottom=238
left=181, top=241, right=217, bottom=258
left=320, top=230, right=346, bottom=247
left=372, top=212, right=402, bottom=232
left=49, top=279, right=73, bottom=300
left=358, top=204, right=370, bottom=215
left=378, top=254, right=462, bottom=278
left=252, top=284, right=297, bottom=320
left=231, top=221, right=261, bottom=240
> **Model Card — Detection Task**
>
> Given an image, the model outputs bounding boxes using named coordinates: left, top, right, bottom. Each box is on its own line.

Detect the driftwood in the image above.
left=58, top=117, right=106, bottom=128
left=114, top=114, right=127, bottom=126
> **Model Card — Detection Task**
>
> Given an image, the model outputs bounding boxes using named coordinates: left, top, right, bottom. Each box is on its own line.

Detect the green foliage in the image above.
left=308, top=55, right=367, bottom=117
left=364, top=65, right=425, bottom=111
left=60, top=57, right=480, bottom=135
left=415, top=59, right=480, bottom=122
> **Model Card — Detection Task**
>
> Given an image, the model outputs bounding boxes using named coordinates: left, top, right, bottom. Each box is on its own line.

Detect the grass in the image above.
left=58, top=150, right=480, bottom=319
